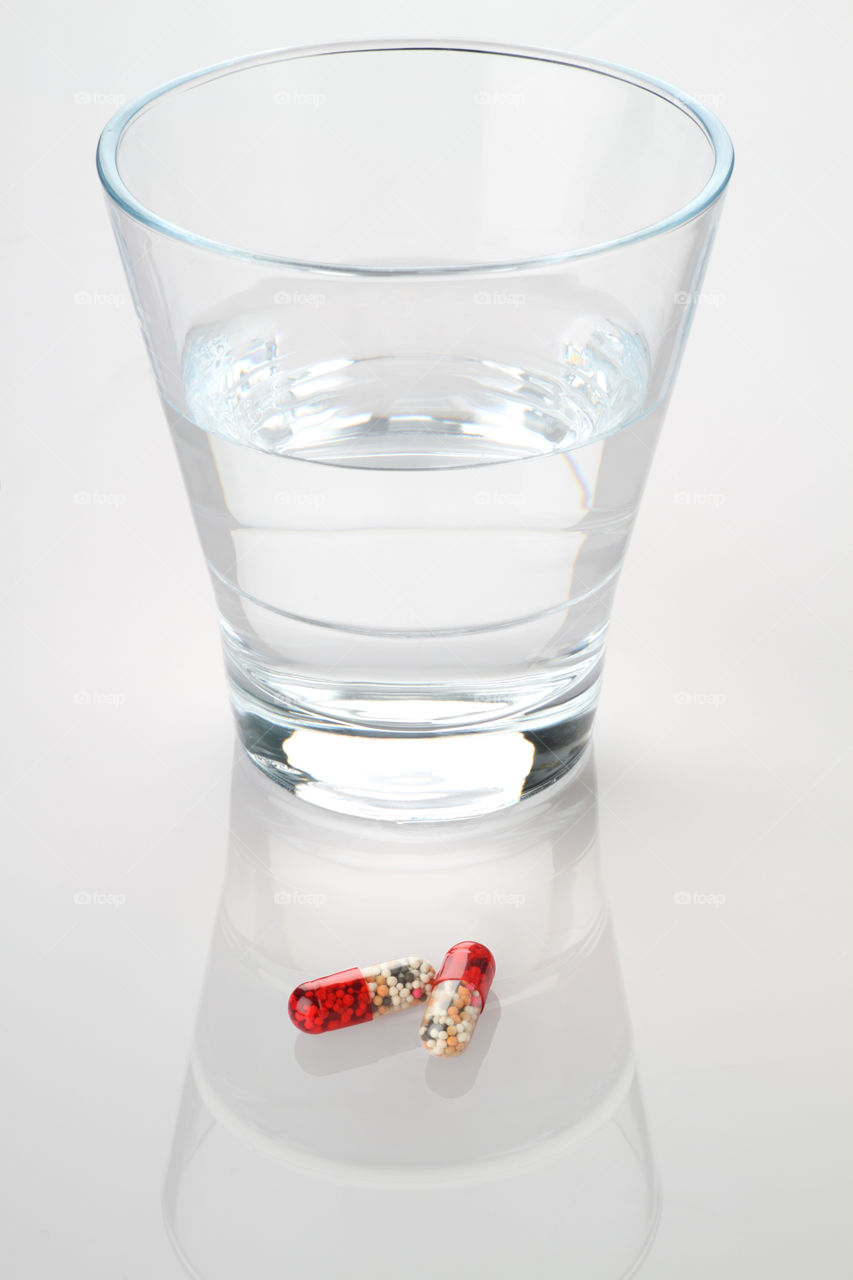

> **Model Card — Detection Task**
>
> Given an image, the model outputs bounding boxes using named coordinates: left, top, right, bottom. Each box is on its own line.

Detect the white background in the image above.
left=0, top=1, right=850, bottom=1276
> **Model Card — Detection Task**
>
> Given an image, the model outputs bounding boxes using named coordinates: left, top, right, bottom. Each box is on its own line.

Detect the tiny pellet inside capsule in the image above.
left=419, top=941, right=496, bottom=1058
left=289, top=956, right=436, bottom=1034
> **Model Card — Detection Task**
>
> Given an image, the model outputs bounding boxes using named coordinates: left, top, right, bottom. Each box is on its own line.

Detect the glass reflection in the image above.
left=164, top=748, right=658, bottom=1278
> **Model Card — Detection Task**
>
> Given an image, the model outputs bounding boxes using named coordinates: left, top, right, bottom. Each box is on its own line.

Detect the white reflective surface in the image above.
left=0, top=2, right=851, bottom=1277
left=164, top=752, right=657, bottom=1279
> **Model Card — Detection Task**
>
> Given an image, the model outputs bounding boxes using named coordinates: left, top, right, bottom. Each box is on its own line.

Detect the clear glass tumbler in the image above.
left=97, top=41, right=733, bottom=820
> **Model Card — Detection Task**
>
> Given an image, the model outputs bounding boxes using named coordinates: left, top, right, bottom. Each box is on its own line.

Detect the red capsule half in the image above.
left=289, top=956, right=436, bottom=1035
left=419, top=941, right=496, bottom=1058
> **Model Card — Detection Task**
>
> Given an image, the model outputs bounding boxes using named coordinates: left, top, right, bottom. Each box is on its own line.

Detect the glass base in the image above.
left=230, top=683, right=598, bottom=821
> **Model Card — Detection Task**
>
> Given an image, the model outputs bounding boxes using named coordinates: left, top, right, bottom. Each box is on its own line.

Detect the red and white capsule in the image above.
left=419, top=941, right=496, bottom=1058
left=289, top=956, right=436, bottom=1035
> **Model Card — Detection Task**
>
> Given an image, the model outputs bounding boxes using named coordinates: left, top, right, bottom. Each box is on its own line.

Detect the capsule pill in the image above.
left=419, top=941, right=496, bottom=1058
left=289, top=955, right=436, bottom=1035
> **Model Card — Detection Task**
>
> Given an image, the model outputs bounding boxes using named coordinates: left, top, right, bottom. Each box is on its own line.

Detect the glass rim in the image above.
left=96, top=39, right=735, bottom=278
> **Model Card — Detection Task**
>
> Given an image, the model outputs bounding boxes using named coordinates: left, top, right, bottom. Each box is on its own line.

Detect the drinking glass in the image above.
left=97, top=41, right=733, bottom=820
